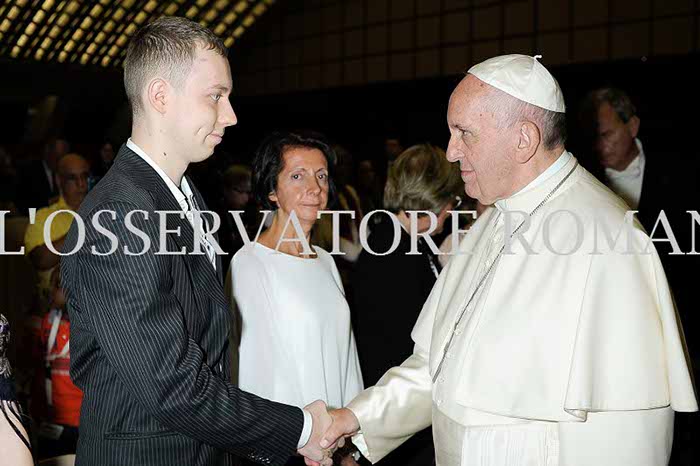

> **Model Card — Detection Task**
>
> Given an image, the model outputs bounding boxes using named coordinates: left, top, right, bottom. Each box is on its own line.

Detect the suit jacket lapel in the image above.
left=185, top=176, right=225, bottom=283
left=184, top=175, right=228, bottom=306
left=114, top=145, right=229, bottom=311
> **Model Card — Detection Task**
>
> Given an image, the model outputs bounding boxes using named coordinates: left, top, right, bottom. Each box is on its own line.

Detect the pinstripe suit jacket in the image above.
left=61, top=146, right=303, bottom=466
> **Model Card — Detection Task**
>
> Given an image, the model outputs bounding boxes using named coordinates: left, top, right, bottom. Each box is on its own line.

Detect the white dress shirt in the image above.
left=126, top=139, right=217, bottom=269
left=604, top=138, right=646, bottom=209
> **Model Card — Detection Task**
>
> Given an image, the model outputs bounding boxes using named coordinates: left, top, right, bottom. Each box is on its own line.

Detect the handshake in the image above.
left=297, top=400, right=361, bottom=466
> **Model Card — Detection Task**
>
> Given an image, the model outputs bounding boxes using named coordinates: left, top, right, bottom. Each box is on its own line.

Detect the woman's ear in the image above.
left=268, top=191, right=278, bottom=204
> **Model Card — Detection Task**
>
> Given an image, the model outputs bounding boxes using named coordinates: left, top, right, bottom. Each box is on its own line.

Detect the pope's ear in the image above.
left=514, top=121, right=540, bottom=164
left=146, top=78, right=168, bottom=115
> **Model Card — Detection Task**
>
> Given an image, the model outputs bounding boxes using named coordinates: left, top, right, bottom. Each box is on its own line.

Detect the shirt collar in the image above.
left=495, top=150, right=577, bottom=213
left=604, top=138, right=645, bottom=180
left=126, top=138, right=190, bottom=209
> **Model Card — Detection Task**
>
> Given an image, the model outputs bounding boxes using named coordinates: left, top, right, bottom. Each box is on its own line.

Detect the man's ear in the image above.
left=514, top=121, right=541, bottom=164
left=627, top=115, right=640, bottom=139
left=146, top=78, right=169, bottom=115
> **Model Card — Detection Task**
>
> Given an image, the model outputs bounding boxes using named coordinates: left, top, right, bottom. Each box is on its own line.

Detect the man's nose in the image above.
left=446, top=136, right=462, bottom=162
left=220, top=99, right=237, bottom=127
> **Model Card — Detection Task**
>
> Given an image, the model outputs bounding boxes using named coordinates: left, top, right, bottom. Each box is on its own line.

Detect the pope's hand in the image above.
left=298, top=400, right=334, bottom=466
left=319, top=408, right=360, bottom=450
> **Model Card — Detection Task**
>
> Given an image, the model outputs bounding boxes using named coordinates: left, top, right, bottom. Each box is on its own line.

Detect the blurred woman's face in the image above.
left=270, top=147, right=329, bottom=226
left=414, top=200, right=455, bottom=236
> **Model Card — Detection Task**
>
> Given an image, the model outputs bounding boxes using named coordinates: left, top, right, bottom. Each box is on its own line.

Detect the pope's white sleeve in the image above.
left=347, top=344, right=433, bottom=463
left=344, top=246, right=455, bottom=463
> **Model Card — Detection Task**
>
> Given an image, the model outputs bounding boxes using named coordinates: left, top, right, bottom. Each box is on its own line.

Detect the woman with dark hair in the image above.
left=0, top=314, right=33, bottom=465
left=227, top=131, right=363, bottom=465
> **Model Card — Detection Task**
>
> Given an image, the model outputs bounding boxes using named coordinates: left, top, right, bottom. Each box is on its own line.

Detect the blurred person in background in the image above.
left=0, top=314, right=33, bottom=466
left=229, top=131, right=364, bottom=466
left=90, top=140, right=116, bottom=181
left=356, top=159, right=383, bottom=221
left=218, top=164, right=254, bottom=269
left=311, top=144, right=364, bottom=305
left=17, top=137, right=70, bottom=214
left=0, top=146, right=18, bottom=215
left=24, top=153, right=89, bottom=308
left=351, top=144, right=462, bottom=466
left=37, top=267, right=82, bottom=459
left=579, top=87, right=700, bottom=465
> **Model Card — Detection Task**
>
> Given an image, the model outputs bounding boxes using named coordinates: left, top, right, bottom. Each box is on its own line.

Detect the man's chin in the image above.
left=192, top=149, right=215, bottom=163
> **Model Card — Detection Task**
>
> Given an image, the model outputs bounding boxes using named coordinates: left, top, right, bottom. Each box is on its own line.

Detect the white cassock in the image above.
left=347, top=151, right=697, bottom=466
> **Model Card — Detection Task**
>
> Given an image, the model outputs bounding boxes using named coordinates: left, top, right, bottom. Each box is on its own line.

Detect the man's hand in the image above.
left=298, top=400, right=334, bottom=466
left=320, top=408, right=360, bottom=450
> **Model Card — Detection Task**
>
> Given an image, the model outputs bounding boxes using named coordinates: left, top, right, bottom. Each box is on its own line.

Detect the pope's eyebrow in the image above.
left=453, top=123, right=471, bottom=133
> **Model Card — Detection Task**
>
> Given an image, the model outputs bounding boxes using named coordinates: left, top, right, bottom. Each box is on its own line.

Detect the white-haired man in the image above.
left=318, top=55, right=697, bottom=466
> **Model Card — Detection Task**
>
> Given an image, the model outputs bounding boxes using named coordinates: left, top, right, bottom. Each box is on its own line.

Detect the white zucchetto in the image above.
left=468, top=54, right=566, bottom=113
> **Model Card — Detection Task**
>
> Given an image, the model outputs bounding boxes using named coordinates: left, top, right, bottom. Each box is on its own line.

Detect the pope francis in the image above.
left=317, top=54, right=698, bottom=466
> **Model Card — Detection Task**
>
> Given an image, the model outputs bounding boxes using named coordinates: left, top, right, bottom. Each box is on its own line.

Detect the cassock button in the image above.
left=436, top=399, right=443, bottom=406
left=453, top=328, right=462, bottom=336
left=438, top=376, right=445, bottom=384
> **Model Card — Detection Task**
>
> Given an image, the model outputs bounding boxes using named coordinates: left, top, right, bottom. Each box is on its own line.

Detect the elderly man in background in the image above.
left=580, top=86, right=700, bottom=465
left=24, top=153, right=89, bottom=306
left=319, top=55, right=697, bottom=466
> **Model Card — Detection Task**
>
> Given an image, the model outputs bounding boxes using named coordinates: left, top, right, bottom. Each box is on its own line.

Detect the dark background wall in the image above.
left=0, top=0, right=697, bottom=168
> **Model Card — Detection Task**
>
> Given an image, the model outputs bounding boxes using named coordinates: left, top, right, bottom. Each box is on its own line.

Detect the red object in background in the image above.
left=40, top=311, right=82, bottom=428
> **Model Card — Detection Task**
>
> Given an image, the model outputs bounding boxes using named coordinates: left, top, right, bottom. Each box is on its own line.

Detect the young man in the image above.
left=61, top=17, right=332, bottom=466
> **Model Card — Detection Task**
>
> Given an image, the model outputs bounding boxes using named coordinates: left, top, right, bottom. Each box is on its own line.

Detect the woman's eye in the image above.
left=291, top=173, right=301, bottom=180
left=318, top=173, right=327, bottom=180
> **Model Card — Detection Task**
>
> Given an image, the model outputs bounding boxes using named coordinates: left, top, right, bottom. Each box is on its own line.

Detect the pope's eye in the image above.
left=212, top=94, right=222, bottom=102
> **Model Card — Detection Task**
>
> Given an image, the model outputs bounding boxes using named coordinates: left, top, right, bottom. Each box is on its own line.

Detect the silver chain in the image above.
left=431, top=161, right=579, bottom=383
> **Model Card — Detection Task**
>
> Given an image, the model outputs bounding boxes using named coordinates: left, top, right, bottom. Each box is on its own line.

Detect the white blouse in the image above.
left=229, top=242, right=363, bottom=410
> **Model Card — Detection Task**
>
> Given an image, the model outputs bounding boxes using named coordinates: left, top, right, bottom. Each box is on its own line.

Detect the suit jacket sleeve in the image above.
left=70, top=201, right=303, bottom=465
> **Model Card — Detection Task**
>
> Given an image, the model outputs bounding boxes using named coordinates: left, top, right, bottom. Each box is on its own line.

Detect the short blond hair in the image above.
left=124, top=16, right=227, bottom=116
left=384, top=144, right=463, bottom=213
